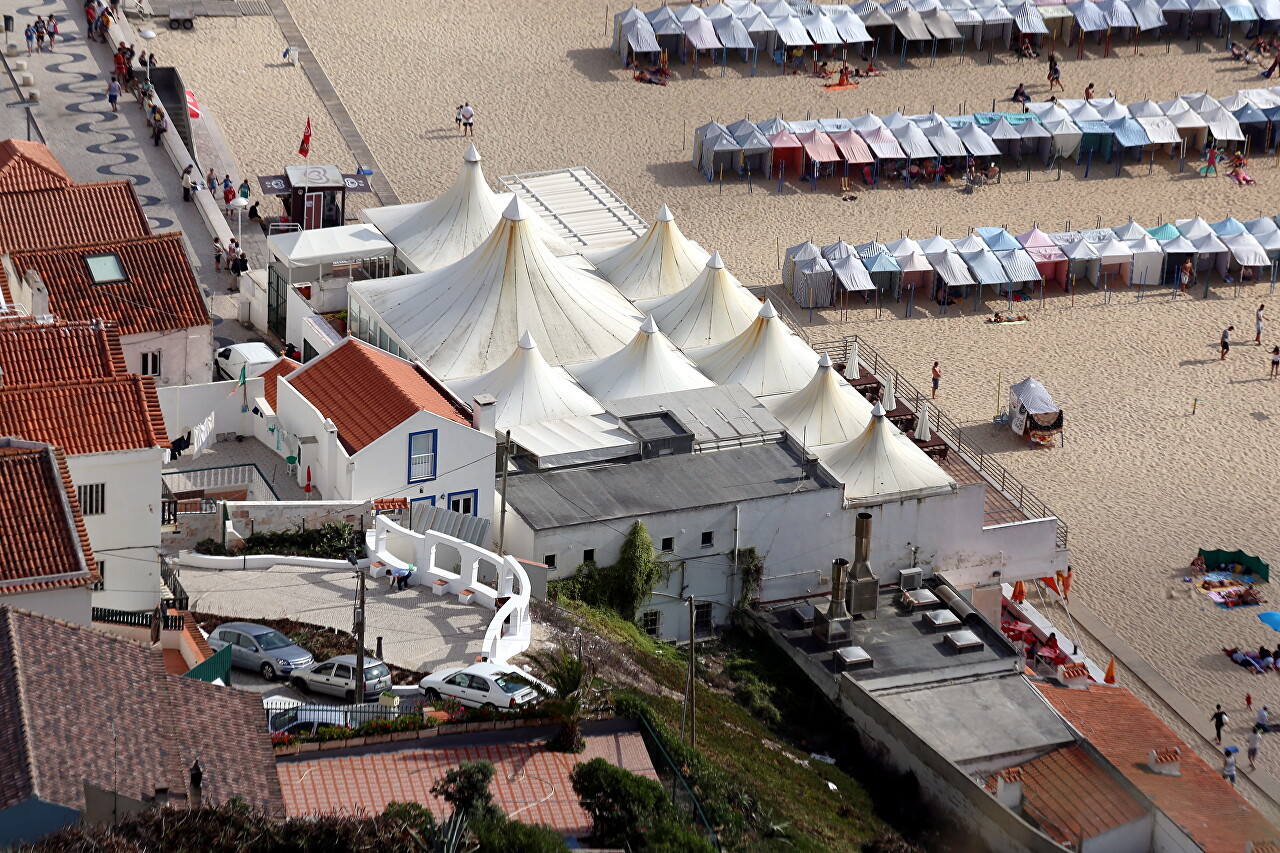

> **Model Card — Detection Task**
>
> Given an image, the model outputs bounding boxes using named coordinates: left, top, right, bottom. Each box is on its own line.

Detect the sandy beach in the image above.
left=159, top=0, right=1280, bottom=792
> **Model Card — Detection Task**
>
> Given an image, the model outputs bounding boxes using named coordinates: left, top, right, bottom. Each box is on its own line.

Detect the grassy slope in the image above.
left=545, top=601, right=907, bottom=852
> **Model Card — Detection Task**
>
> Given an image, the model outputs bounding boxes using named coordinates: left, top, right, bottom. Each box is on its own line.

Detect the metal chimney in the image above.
left=848, top=512, right=879, bottom=616
left=828, top=559, right=849, bottom=618
left=852, top=512, right=872, bottom=577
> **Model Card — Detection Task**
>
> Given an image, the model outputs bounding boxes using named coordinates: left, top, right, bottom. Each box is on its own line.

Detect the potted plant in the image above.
left=378, top=690, right=399, bottom=708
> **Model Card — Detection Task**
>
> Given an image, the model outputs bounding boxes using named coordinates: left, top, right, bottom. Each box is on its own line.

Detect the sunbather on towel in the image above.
left=1226, top=647, right=1267, bottom=673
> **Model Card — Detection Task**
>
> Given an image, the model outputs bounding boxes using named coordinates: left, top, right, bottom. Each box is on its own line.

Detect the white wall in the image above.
left=284, top=283, right=342, bottom=360
left=353, top=410, right=495, bottom=515
left=4, top=586, right=91, bottom=624
left=156, top=377, right=264, bottom=444
left=246, top=269, right=269, bottom=333
left=1151, top=811, right=1206, bottom=853
left=1084, top=815, right=1154, bottom=853
left=122, top=324, right=214, bottom=388
left=67, top=448, right=165, bottom=611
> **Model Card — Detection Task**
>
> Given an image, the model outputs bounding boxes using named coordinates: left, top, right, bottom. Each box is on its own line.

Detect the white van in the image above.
left=214, top=342, right=279, bottom=381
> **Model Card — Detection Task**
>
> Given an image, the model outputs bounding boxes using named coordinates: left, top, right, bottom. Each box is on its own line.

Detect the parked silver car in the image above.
left=291, top=655, right=393, bottom=702
left=206, top=621, right=313, bottom=681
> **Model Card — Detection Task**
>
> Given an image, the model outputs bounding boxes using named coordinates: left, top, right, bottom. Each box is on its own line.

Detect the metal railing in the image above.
left=635, top=714, right=721, bottom=851
left=160, top=563, right=189, bottom=612
left=162, top=463, right=280, bottom=502
left=161, top=497, right=217, bottom=525
left=808, top=334, right=1068, bottom=551
left=92, top=607, right=183, bottom=630
left=409, top=453, right=436, bottom=481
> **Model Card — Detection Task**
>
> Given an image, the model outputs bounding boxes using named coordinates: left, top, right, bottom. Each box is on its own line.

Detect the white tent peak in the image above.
left=708, top=250, right=725, bottom=269
left=569, top=316, right=714, bottom=401
left=818, top=353, right=833, bottom=368
left=759, top=300, right=778, bottom=319
left=820, top=400, right=954, bottom=503
left=584, top=202, right=710, bottom=300
left=689, top=300, right=821, bottom=397
left=640, top=314, right=659, bottom=334
left=765, top=355, right=873, bottom=448
left=656, top=204, right=675, bottom=222
left=518, top=330, right=537, bottom=350
left=503, top=195, right=533, bottom=221
left=463, top=144, right=482, bottom=163
left=871, top=401, right=886, bottom=418
left=635, top=252, right=760, bottom=349
left=450, top=334, right=605, bottom=430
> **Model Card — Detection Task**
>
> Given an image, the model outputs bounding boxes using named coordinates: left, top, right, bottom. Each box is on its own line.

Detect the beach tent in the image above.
left=914, top=2, right=965, bottom=38
left=1017, top=226, right=1069, bottom=288
left=1196, top=105, right=1246, bottom=144
left=818, top=117, right=854, bottom=133
left=799, top=9, right=846, bottom=43
left=856, top=126, right=909, bottom=160
left=994, top=248, right=1043, bottom=294
left=451, top=331, right=605, bottom=431
left=831, top=254, right=878, bottom=298
left=983, top=116, right=1026, bottom=161
left=880, top=0, right=935, bottom=43
left=1007, top=377, right=1063, bottom=445
left=797, top=129, right=844, bottom=180
left=771, top=14, right=815, bottom=45
left=1131, top=108, right=1182, bottom=147
left=951, top=120, right=1003, bottom=156
left=713, top=12, right=757, bottom=51
left=766, top=354, right=874, bottom=448
left=1210, top=215, right=1246, bottom=236
left=1153, top=232, right=1197, bottom=285
left=1026, top=101, right=1075, bottom=124
left=1159, top=96, right=1211, bottom=151
left=852, top=0, right=896, bottom=26
left=1177, top=217, right=1230, bottom=276
left=940, top=0, right=985, bottom=49
left=586, top=204, right=711, bottom=301
left=887, top=119, right=939, bottom=160
left=913, top=114, right=968, bottom=157
left=636, top=251, right=761, bottom=349
left=1245, top=218, right=1280, bottom=260
left=1218, top=231, right=1270, bottom=279
left=826, top=6, right=874, bottom=41
left=1198, top=548, right=1271, bottom=582
left=1057, top=236, right=1099, bottom=283
left=1249, top=0, right=1280, bottom=19
left=693, top=120, right=732, bottom=168
left=647, top=5, right=686, bottom=34
left=1111, top=223, right=1163, bottom=286
left=819, top=403, right=955, bottom=503
left=920, top=235, right=977, bottom=300
left=791, top=253, right=837, bottom=307
left=1093, top=98, right=1131, bottom=121
left=1087, top=236, right=1134, bottom=287
left=699, top=128, right=744, bottom=178
left=1220, top=96, right=1269, bottom=150
left=849, top=110, right=888, bottom=133
left=885, top=236, right=924, bottom=257
left=853, top=242, right=907, bottom=295
left=828, top=129, right=876, bottom=165
left=1040, top=118, right=1084, bottom=159
left=755, top=115, right=791, bottom=136
left=615, top=7, right=661, bottom=59
left=888, top=250, right=931, bottom=299
left=766, top=129, right=806, bottom=178
left=727, top=119, right=775, bottom=177
left=954, top=234, right=1012, bottom=297
left=349, top=197, right=642, bottom=380
left=360, top=145, right=564, bottom=275
left=1015, top=117, right=1055, bottom=163
left=1126, top=0, right=1168, bottom=28
left=676, top=5, right=725, bottom=51
left=569, top=315, right=714, bottom=401
left=975, top=226, right=1023, bottom=253
left=1067, top=0, right=1111, bottom=29
left=784, top=240, right=823, bottom=288
left=1007, top=0, right=1050, bottom=34
left=1098, top=0, right=1140, bottom=26
left=690, top=300, right=821, bottom=397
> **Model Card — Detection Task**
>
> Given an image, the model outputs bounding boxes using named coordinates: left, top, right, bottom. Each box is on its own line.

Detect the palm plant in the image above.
left=525, top=644, right=593, bottom=753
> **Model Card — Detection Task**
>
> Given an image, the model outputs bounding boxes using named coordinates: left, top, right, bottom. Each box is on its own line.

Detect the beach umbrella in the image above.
left=914, top=399, right=932, bottom=441
left=881, top=373, right=897, bottom=411
left=1011, top=579, right=1026, bottom=603
left=1258, top=611, right=1280, bottom=631
left=1104, top=656, right=1116, bottom=684
left=304, top=465, right=312, bottom=493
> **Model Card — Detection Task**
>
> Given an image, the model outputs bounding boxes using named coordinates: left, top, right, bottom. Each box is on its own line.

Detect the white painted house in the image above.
left=274, top=339, right=497, bottom=516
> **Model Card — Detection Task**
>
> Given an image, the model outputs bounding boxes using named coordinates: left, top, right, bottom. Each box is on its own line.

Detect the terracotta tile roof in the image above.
left=0, top=606, right=283, bottom=817
left=1036, top=683, right=1280, bottom=852
left=0, top=318, right=128, bottom=385
left=0, top=140, right=72, bottom=194
left=373, top=498, right=409, bottom=511
left=0, top=440, right=97, bottom=597
left=0, top=375, right=171, bottom=454
left=285, top=339, right=471, bottom=454
left=0, top=183, right=149, bottom=269
left=278, top=726, right=658, bottom=834
left=989, top=745, right=1147, bottom=845
left=5, top=232, right=209, bottom=336
left=258, top=356, right=301, bottom=412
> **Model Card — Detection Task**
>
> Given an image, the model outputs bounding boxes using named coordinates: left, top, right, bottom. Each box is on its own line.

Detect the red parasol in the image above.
left=1104, top=657, right=1117, bottom=684
left=304, top=465, right=312, bottom=493
left=1011, top=580, right=1026, bottom=604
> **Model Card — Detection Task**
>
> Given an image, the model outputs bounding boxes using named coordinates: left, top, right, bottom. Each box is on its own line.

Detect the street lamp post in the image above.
left=140, top=30, right=156, bottom=85
left=230, top=196, right=248, bottom=247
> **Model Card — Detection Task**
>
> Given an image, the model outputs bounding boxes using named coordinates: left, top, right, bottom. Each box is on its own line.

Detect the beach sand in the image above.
left=160, top=0, right=1280, bottom=797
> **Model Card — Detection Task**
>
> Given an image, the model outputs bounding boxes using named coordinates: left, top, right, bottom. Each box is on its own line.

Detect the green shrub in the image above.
left=430, top=760, right=503, bottom=823
left=315, top=725, right=354, bottom=742
left=194, top=522, right=361, bottom=560
left=471, top=818, right=569, bottom=853
left=548, top=522, right=666, bottom=622
left=381, top=800, right=437, bottom=839
left=570, top=757, right=671, bottom=847
left=644, top=819, right=718, bottom=853
left=730, top=671, right=782, bottom=727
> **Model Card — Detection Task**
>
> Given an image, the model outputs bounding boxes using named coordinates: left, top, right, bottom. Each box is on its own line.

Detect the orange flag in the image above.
left=1011, top=580, right=1026, bottom=603
left=1041, top=576, right=1060, bottom=596
left=1104, top=657, right=1117, bottom=684
left=1061, top=568, right=1074, bottom=602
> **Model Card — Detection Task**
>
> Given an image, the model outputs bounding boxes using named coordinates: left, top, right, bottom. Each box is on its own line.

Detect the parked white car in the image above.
left=418, top=662, right=546, bottom=710
left=290, top=655, right=393, bottom=703
left=214, top=341, right=279, bottom=381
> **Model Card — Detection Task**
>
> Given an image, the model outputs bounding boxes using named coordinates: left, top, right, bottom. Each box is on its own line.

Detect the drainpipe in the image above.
left=731, top=505, right=740, bottom=604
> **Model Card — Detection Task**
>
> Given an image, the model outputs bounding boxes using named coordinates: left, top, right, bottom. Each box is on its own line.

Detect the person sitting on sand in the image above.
left=1191, top=554, right=1207, bottom=572
left=1227, top=647, right=1267, bottom=673
left=1012, top=83, right=1031, bottom=103
left=1229, top=161, right=1258, bottom=186
left=864, top=62, right=884, bottom=77
left=816, top=61, right=833, bottom=79
left=983, top=162, right=1000, bottom=181
left=1020, top=40, right=1038, bottom=59
left=1231, top=41, right=1250, bottom=60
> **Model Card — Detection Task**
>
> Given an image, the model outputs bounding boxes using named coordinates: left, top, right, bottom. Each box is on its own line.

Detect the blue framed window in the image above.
left=447, top=489, right=478, bottom=516
left=407, top=430, right=437, bottom=483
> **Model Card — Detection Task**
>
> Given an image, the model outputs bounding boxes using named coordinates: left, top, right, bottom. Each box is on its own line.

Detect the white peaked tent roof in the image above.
left=1245, top=218, right=1280, bottom=253
left=351, top=196, right=642, bottom=380
left=569, top=316, right=715, bottom=401
left=767, top=353, right=874, bottom=448
left=1219, top=231, right=1270, bottom=266
left=450, top=332, right=605, bottom=430
left=689, top=300, right=821, bottom=397
left=361, top=146, right=566, bottom=273
left=636, top=251, right=761, bottom=349
left=585, top=205, right=711, bottom=300
left=821, top=403, right=955, bottom=503
left=885, top=236, right=925, bottom=256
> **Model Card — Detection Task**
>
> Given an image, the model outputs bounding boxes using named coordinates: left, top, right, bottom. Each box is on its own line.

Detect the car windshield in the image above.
left=365, top=663, right=390, bottom=680
left=270, top=708, right=299, bottom=730
left=255, top=631, right=293, bottom=651
left=494, top=673, right=534, bottom=694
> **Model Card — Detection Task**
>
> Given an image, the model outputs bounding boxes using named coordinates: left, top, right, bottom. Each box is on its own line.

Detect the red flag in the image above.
left=298, top=118, right=312, bottom=159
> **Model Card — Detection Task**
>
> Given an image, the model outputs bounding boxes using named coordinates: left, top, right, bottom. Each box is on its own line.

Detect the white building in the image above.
left=274, top=338, right=497, bottom=516
left=0, top=318, right=168, bottom=612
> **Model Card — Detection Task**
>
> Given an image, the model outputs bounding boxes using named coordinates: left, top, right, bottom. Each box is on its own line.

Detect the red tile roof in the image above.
left=4, top=232, right=209, bottom=336
left=989, top=745, right=1147, bottom=845
left=277, top=727, right=658, bottom=834
left=0, top=375, right=171, bottom=454
left=0, top=140, right=72, bottom=193
left=1036, top=683, right=1280, bottom=852
left=0, top=440, right=97, bottom=596
left=0, top=318, right=128, bottom=385
left=0, top=606, right=283, bottom=818
left=258, top=356, right=301, bottom=412
left=285, top=339, right=471, bottom=453
left=0, top=182, right=149, bottom=266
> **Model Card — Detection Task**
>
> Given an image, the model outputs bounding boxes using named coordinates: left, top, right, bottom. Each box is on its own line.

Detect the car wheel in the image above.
left=344, top=689, right=355, bottom=703
left=423, top=688, right=441, bottom=701
left=260, top=662, right=277, bottom=681
left=482, top=702, right=497, bottom=710
left=291, top=677, right=309, bottom=693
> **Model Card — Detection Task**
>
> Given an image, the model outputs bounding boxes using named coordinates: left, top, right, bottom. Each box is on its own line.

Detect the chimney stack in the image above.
left=1148, top=747, right=1181, bottom=777
left=846, top=512, right=874, bottom=613
left=25, top=270, right=49, bottom=318
left=152, top=786, right=170, bottom=806
left=828, top=559, right=849, bottom=618
left=994, top=767, right=1023, bottom=809
left=472, top=394, right=497, bottom=436
left=801, top=453, right=819, bottom=480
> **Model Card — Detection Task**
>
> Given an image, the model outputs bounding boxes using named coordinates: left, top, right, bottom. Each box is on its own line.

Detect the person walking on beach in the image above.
left=455, top=104, right=463, bottom=133
left=1256, top=304, right=1266, bottom=345
left=1047, top=55, right=1063, bottom=92
left=238, top=179, right=251, bottom=200
left=1249, top=725, right=1263, bottom=769
left=32, top=17, right=45, bottom=52
left=1258, top=704, right=1270, bottom=732
left=46, top=16, right=58, bottom=50
left=1212, top=705, right=1230, bottom=743
left=105, top=78, right=121, bottom=113
left=1180, top=257, right=1194, bottom=292
left=1224, top=749, right=1238, bottom=785
left=931, top=362, right=942, bottom=399
left=206, top=168, right=218, bottom=195
left=1222, top=326, right=1234, bottom=360
left=1270, top=346, right=1279, bottom=379
left=1212, top=705, right=1229, bottom=744
left=460, top=102, right=475, bottom=137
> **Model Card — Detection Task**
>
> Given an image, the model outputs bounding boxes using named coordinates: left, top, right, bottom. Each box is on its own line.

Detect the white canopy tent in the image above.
left=349, top=197, right=642, bottom=380
left=819, top=403, right=955, bottom=503
left=267, top=223, right=392, bottom=268
left=450, top=331, right=605, bottom=430
left=765, top=353, right=874, bottom=448
left=689, top=300, right=821, bottom=397
left=584, top=204, right=711, bottom=300
left=635, top=251, right=762, bottom=349
left=569, top=315, right=715, bottom=401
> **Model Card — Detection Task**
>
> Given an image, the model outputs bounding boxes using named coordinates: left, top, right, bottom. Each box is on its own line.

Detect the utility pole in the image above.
left=497, top=429, right=511, bottom=554
left=349, top=548, right=366, bottom=703
left=687, top=595, right=696, bottom=750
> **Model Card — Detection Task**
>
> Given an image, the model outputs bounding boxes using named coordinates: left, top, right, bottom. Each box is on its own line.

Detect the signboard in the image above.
left=257, top=172, right=373, bottom=196
left=185, top=89, right=201, bottom=119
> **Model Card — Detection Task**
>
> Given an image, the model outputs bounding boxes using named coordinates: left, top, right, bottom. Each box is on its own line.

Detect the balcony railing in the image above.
left=409, top=452, right=436, bottom=481
left=162, top=463, right=279, bottom=502
left=160, top=563, right=189, bottom=612
left=92, top=607, right=183, bottom=630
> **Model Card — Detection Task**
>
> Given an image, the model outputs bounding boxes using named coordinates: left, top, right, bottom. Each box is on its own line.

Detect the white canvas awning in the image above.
left=585, top=204, right=710, bottom=300
left=635, top=251, right=762, bottom=349
left=820, top=403, right=955, bottom=503
left=1135, top=115, right=1182, bottom=144
left=765, top=353, right=873, bottom=447
left=268, top=224, right=393, bottom=268
left=689, top=300, right=821, bottom=397
left=569, top=315, right=714, bottom=401
left=952, top=121, right=1002, bottom=156
left=1219, top=231, right=1270, bottom=266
